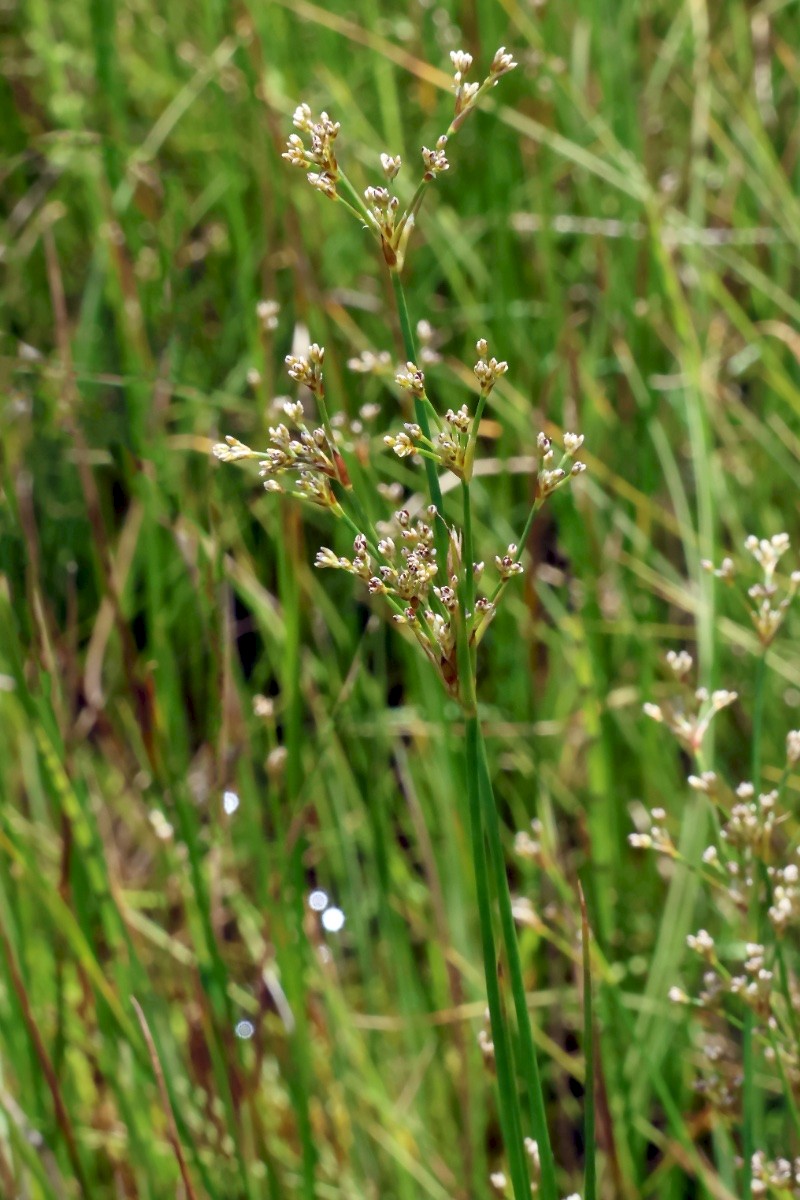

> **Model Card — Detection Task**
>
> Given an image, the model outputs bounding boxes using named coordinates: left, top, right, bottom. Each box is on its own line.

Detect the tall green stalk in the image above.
left=465, top=713, right=531, bottom=1200
left=742, top=648, right=768, bottom=1199
left=474, top=720, right=558, bottom=1200
left=580, top=886, right=597, bottom=1200
left=390, top=255, right=562, bottom=1190
left=460, top=481, right=558, bottom=1199
left=390, top=271, right=445, bottom=524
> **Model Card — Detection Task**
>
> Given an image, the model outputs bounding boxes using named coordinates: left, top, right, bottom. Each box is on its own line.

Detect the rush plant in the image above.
left=214, top=47, right=588, bottom=1200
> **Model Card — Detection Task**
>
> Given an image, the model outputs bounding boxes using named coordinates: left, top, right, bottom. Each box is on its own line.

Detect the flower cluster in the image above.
left=448, top=47, right=518, bottom=134
left=769, top=857, right=800, bottom=932
left=285, top=342, right=325, bottom=395
left=219, top=48, right=586, bottom=709
left=313, top=513, right=517, bottom=693
left=691, top=1031, right=742, bottom=1116
left=363, top=184, right=407, bottom=265
left=384, top=345, right=587, bottom=504
left=284, top=48, right=517, bottom=269
left=346, top=348, right=393, bottom=376
left=637, top=760, right=800, bottom=964
left=535, top=431, right=587, bottom=499
left=422, top=137, right=450, bottom=177
left=384, top=340, right=508, bottom=479
left=628, top=806, right=675, bottom=855
left=213, top=345, right=346, bottom=507
left=679, top=934, right=774, bottom=1017
left=704, top=531, right=800, bottom=646
left=666, top=937, right=783, bottom=1118
left=473, top=338, right=509, bottom=392
left=641, top=651, right=737, bottom=755
left=315, top=513, right=458, bottom=689
left=632, top=631, right=800, bottom=1151
left=720, top=782, right=777, bottom=858
left=751, top=1152, right=800, bottom=1196
left=283, top=104, right=341, bottom=198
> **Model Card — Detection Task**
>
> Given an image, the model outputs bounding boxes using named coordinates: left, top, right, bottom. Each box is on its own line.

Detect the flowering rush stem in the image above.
left=390, top=271, right=445, bottom=517
left=475, top=721, right=559, bottom=1200
left=216, top=47, right=592, bottom=1196
left=579, top=885, right=597, bottom=1200
left=742, top=648, right=768, bottom=1198
left=461, top=480, right=558, bottom=1199
left=465, top=712, right=531, bottom=1200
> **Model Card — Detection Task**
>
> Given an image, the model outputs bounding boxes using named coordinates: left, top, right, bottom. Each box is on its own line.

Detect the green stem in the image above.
left=742, top=648, right=768, bottom=1199
left=464, top=713, right=531, bottom=1200
left=394, top=176, right=432, bottom=242
left=580, top=886, right=597, bottom=1200
left=742, top=1008, right=755, bottom=1196
left=487, top=496, right=544, bottom=609
left=768, top=1025, right=800, bottom=1144
left=337, top=168, right=378, bottom=229
left=389, top=271, right=445, bottom=527
left=276, top=511, right=317, bottom=1200
left=475, top=728, right=558, bottom=1200
left=751, top=650, right=767, bottom=786
left=459, top=480, right=558, bottom=1198
left=464, top=388, right=490, bottom=481
left=462, top=480, right=475, bottom=615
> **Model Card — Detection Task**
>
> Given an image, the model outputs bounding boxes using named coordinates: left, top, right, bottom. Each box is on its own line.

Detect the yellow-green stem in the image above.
left=389, top=271, right=445, bottom=531
left=461, top=480, right=558, bottom=1199
left=742, top=648, right=768, bottom=1197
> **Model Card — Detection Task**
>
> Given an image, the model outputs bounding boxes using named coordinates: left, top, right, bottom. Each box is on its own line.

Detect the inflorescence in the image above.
left=282, top=47, right=517, bottom=270
left=214, top=327, right=586, bottom=699
left=704, top=532, right=800, bottom=646
left=629, top=560, right=800, bottom=1158
left=216, top=48, right=588, bottom=705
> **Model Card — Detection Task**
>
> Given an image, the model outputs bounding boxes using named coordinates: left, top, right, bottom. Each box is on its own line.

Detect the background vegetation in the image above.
left=2, top=0, right=800, bottom=1195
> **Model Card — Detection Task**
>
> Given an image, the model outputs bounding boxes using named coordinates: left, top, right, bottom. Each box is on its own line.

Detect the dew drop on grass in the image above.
left=235, top=1020, right=255, bottom=1040
left=223, top=790, right=240, bottom=815
left=308, top=889, right=328, bottom=911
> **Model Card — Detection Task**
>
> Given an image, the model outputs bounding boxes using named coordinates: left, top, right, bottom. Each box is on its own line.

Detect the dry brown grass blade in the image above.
left=131, top=996, right=201, bottom=1200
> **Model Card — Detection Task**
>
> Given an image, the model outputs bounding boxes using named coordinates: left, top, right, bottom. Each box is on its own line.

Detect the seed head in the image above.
left=666, top=649, right=693, bottom=679
left=292, top=102, right=313, bottom=132
left=286, top=344, right=325, bottom=393
left=395, top=362, right=426, bottom=397
left=384, top=431, right=418, bottom=459
left=489, top=46, right=518, bottom=79
left=380, top=153, right=402, bottom=180
left=450, top=50, right=473, bottom=78
left=282, top=106, right=341, bottom=195
left=315, top=547, right=344, bottom=570
left=702, top=555, right=736, bottom=580
left=446, top=405, right=471, bottom=432
left=422, top=142, right=449, bottom=175
left=213, top=436, right=254, bottom=463
left=496, top=545, right=524, bottom=581
left=473, top=340, right=509, bottom=391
